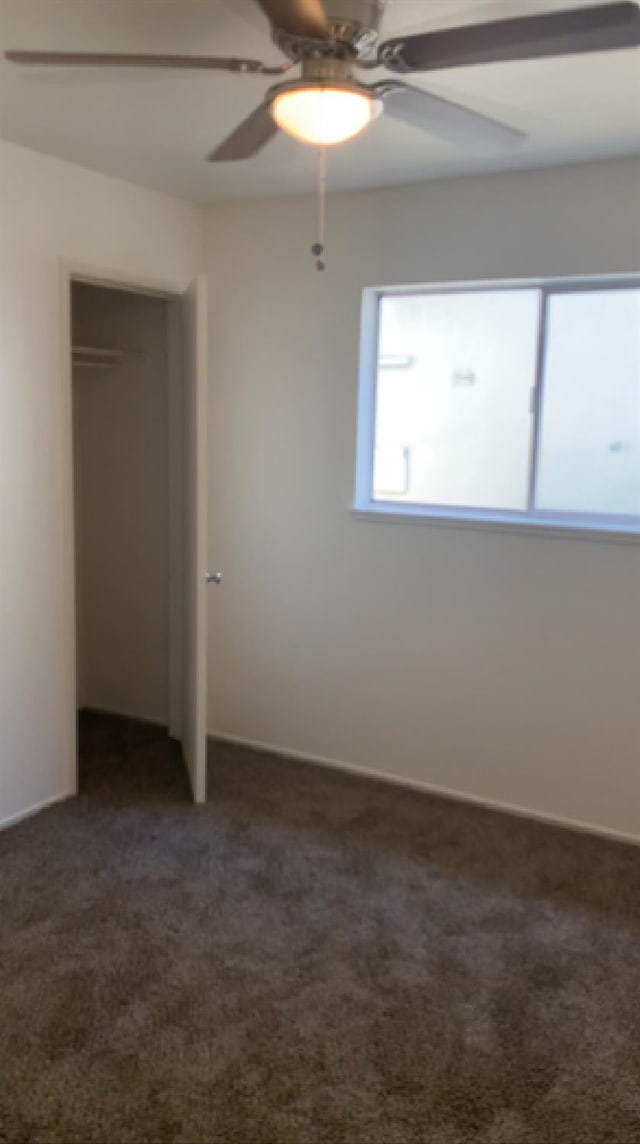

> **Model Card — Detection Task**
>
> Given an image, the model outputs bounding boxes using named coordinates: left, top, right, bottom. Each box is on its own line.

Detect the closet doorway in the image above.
left=64, top=269, right=208, bottom=803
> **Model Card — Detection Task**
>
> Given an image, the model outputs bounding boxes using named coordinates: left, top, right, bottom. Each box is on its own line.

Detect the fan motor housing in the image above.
left=325, top=0, right=385, bottom=44
left=274, top=0, right=386, bottom=61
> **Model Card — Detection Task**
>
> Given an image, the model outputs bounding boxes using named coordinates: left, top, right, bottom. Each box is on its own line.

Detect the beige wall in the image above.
left=0, top=139, right=203, bottom=826
left=72, top=284, right=170, bottom=725
left=205, top=156, right=640, bottom=841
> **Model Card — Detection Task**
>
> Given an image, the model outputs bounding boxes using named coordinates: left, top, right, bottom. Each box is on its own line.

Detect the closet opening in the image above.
left=71, top=280, right=188, bottom=798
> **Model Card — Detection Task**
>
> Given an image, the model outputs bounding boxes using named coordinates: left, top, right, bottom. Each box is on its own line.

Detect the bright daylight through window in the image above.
left=355, top=281, right=640, bottom=534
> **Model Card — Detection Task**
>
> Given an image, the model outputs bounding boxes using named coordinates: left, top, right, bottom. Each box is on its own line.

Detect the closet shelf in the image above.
left=72, top=345, right=121, bottom=356
left=72, top=345, right=145, bottom=370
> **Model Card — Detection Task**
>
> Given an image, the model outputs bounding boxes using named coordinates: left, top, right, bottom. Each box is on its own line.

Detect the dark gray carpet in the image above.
left=2, top=712, right=640, bottom=1143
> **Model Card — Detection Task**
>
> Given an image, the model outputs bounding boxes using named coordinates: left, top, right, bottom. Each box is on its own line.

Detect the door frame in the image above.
left=59, top=258, right=204, bottom=798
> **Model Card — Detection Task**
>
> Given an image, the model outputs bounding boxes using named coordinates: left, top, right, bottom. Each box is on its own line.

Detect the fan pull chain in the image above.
left=311, top=147, right=327, bottom=272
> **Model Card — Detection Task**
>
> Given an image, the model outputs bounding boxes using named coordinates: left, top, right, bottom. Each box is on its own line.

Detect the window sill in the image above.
left=350, top=503, right=640, bottom=544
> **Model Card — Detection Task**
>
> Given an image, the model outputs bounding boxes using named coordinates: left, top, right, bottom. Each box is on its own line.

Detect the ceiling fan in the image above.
left=5, top=0, right=640, bottom=159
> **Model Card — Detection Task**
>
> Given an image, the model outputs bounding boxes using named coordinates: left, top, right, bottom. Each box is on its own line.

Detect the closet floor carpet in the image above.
left=3, top=710, right=640, bottom=1143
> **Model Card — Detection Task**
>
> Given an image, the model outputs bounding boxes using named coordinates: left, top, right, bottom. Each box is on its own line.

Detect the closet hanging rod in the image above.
left=71, top=345, right=146, bottom=359
left=73, top=361, right=119, bottom=372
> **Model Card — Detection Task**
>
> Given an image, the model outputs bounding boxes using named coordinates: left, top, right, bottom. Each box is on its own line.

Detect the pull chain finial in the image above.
left=311, top=147, right=327, bottom=272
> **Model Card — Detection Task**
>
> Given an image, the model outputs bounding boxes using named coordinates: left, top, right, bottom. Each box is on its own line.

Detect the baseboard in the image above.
left=208, top=729, right=640, bottom=849
left=0, top=792, right=69, bottom=833
left=79, top=704, right=168, bottom=730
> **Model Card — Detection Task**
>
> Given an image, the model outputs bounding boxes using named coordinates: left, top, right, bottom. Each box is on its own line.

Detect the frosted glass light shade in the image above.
left=271, top=86, right=376, bottom=147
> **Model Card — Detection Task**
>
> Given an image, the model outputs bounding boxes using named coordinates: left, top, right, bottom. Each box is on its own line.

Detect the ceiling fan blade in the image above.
left=378, top=2, right=640, bottom=72
left=253, top=0, right=331, bottom=37
left=379, top=82, right=526, bottom=151
left=3, top=51, right=281, bottom=74
left=209, top=103, right=279, bottom=161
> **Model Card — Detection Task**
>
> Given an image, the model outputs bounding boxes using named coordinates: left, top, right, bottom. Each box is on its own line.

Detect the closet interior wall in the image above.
left=72, top=283, right=170, bottom=727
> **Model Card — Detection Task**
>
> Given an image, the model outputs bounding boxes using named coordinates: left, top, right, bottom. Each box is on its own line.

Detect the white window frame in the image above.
left=353, top=274, right=640, bottom=541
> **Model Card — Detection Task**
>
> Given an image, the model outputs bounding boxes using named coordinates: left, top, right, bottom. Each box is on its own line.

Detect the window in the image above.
left=354, top=279, right=640, bottom=536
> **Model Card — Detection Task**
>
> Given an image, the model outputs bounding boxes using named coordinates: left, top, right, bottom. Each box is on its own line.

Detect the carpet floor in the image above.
left=2, top=711, right=640, bottom=1143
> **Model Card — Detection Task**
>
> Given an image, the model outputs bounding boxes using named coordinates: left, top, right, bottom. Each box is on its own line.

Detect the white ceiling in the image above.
left=0, top=0, right=639, bottom=202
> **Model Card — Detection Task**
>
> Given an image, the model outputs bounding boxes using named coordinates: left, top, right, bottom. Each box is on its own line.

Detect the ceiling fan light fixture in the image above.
left=270, top=84, right=379, bottom=147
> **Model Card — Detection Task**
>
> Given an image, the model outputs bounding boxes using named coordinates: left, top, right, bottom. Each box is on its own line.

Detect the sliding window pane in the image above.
left=536, top=290, right=640, bottom=517
left=374, top=290, right=539, bottom=509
